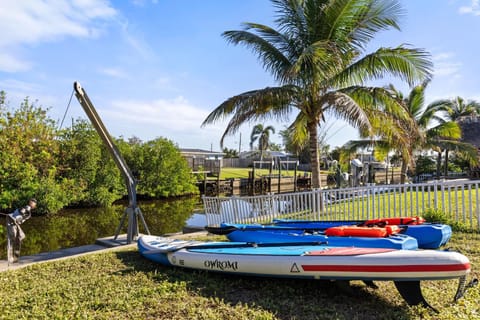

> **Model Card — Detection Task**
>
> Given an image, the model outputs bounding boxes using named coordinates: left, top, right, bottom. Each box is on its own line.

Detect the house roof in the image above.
left=179, top=148, right=224, bottom=156
left=458, top=116, right=480, bottom=147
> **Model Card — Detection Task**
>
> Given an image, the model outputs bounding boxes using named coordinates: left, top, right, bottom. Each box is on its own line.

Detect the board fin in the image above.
left=454, top=276, right=478, bottom=301
left=394, top=281, right=438, bottom=313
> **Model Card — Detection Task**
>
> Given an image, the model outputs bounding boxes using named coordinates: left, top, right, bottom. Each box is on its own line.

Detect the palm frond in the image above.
left=202, top=86, right=296, bottom=147
left=222, top=28, right=292, bottom=83
left=320, top=90, right=371, bottom=133
left=324, top=0, right=403, bottom=50
left=336, top=45, right=432, bottom=88
left=426, top=121, right=462, bottom=141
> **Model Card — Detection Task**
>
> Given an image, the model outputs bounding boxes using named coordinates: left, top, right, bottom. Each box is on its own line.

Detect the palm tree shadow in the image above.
left=115, top=250, right=414, bottom=320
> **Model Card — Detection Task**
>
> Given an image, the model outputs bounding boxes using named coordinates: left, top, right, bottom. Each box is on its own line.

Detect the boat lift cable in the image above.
left=59, top=88, right=75, bottom=130
left=73, top=81, right=150, bottom=243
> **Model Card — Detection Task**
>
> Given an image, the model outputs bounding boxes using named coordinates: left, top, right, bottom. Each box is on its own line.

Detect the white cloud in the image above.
left=0, top=79, right=42, bottom=93
left=432, top=52, right=462, bottom=77
left=459, top=0, right=480, bottom=15
left=0, top=0, right=117, bottom=72
left=98, top=67, right=128, bottom=79
left=130, top=0, right=158, bottom=7
left=95, top=96, right=226, bottom=148
left=118, top=20, right=155, bottom=60
left=0, top=53, right=31, bottom=73
left=106, top=96, right=221, bottom=132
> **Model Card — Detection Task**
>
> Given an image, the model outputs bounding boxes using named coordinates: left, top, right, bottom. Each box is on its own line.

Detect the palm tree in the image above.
left=342, top=82, right=478, bottom=183
left=434, top=96, right=480, bottom=121
left=428, top=96, right=480, bottom=176
left=381, top=83, right=478, bottom=182
left=250, top=124, right=275, bottom=161
left=202, top=0, right=432, bottom=189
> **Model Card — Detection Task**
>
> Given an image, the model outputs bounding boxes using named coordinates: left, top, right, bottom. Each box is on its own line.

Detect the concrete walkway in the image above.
left=0, top=231, right=208, bottom=272
left=0, top=234, right=136, bottom=272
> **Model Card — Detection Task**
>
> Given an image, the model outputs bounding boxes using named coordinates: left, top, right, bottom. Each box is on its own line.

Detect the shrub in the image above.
left=422, top=207, right=469, bottom=232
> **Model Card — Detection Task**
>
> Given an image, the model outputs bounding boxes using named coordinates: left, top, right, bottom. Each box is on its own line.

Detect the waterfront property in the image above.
left=203, top=179, right=480, bottom=231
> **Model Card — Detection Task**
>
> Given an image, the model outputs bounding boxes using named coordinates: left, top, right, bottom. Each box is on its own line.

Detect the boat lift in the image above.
left=73, top=82, right=150, bottom=244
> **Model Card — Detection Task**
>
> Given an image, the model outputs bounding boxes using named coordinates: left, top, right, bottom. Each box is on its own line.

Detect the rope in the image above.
left=59, top=88, right=74, bottom=130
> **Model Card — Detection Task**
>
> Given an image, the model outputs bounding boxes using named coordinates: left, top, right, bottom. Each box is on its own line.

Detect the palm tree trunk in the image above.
left=400, top=159, right=407, bottom=184
left=444, top=149, right=449, bottom=177
left=436, top=151, right=442, bottom=179
left=308, top=121, right=321, bottom=189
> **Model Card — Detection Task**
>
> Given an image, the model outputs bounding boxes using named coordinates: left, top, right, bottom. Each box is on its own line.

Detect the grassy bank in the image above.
left=0, top=233, right=479, bottom=320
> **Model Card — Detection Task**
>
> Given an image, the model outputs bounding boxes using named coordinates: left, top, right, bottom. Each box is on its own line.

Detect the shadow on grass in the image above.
left=114, top=250, right=414, bottom=320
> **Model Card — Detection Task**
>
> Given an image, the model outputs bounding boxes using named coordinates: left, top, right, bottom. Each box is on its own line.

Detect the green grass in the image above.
left=0, top=233, right=479, bottom=319
left=218, top=167, right=300, bottom=179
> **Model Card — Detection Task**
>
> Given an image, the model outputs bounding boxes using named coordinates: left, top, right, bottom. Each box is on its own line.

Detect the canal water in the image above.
left=0, top=197, right=206, bottom=259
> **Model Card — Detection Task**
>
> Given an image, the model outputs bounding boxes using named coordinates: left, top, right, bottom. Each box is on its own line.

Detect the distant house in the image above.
left=238, top=150, right=298, bottom=169
left=179, top=148, right=224, bottom=175
left=458, top=116, right=480, bottom=148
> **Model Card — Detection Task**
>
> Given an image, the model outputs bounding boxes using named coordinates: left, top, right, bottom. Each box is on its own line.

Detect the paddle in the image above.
left=142, top=240, right=328, bottom=254
left=205, top=225, right=331, bottom=236
left=205, top=223, right=407, bottom=237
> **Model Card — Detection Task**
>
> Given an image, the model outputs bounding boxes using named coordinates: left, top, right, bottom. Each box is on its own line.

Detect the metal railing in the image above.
left=202, top=179, right=480, bottom=231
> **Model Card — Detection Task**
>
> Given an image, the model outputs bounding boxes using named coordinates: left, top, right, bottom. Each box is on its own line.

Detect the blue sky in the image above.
left=1, top=0, right=479, bottom=152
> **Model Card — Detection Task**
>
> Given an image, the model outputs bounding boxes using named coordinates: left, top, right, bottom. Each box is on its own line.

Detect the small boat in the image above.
left=213, top=223, right=419, bottom=250
left=138, top=235, right=471, bottom=310
left=272, top=218, right=452, bottom=249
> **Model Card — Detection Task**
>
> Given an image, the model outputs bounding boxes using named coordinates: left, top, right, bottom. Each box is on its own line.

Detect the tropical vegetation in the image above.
left=341, top=82, right=479, bottom=183
left=202, top=0, right=433, bottom=190
left=0, top=92, right=198, bottom=214
left=431, top=96, right=480, bottom=176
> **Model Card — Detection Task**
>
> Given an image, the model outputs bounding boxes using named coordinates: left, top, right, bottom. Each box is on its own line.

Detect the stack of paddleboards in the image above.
left=138, top=233, right=471, bottom=310
left=206, top=216, right=452, bottom=250
left=138, top=216, right=472, bottom=310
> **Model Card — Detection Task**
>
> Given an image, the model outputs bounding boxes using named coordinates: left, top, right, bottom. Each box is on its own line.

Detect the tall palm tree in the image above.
left=250, top=124, right=275, bottom=161
left=202, top=0, right=432, bottom=189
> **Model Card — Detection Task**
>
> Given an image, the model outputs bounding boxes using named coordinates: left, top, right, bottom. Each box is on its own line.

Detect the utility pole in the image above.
left=238, top=133, right=242, bottom=154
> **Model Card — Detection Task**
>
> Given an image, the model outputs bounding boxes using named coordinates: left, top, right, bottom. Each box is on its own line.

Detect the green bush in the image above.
left=422, top=207, right=469, bottom=232
left=0, top=93, right=198, bottom=213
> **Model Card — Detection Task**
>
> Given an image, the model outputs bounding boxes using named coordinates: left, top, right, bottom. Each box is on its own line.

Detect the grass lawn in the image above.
left=0, top=232, right=479, bottom=319
left=218, top=167, right=300, bottom=179
left=218, top=167, right=331, bottom=179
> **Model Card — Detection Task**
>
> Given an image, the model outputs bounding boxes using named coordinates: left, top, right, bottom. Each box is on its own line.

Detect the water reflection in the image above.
left=0, top=197, right=202, bottom=259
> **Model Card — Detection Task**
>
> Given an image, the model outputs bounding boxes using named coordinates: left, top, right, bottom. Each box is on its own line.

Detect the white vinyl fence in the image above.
left=202, top=179, right=480, bottom=231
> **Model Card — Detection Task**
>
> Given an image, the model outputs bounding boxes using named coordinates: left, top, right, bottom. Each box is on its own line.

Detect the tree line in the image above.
left=0, top=92, right=198, bottom=214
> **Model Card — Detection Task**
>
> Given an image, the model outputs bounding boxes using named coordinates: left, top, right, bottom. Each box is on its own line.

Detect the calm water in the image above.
left=0, top=197, right=205, bottom=259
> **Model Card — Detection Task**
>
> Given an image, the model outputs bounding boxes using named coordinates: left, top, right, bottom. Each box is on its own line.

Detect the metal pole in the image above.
left=73, top=82, right=149, bottom=243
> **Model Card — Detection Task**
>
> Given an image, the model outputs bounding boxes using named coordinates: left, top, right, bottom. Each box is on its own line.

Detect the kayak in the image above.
left=214, top=223, right=419, bottom=250
left=138, top=235, right=471, bottom=310
left=272, top=219, right=452, bottom=249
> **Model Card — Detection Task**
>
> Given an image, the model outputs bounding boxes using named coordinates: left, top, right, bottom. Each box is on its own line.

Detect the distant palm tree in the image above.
left=342, top=82, right=478, bottom=183
left=250, top=124, right=275, bottom=161
left=202, top=0, right=432, bottom=189
left=382, top=83, right=477, bottom=181
left=434, top=96, right=480, bottom=121
left=428, top=96, right=480, bottom=176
